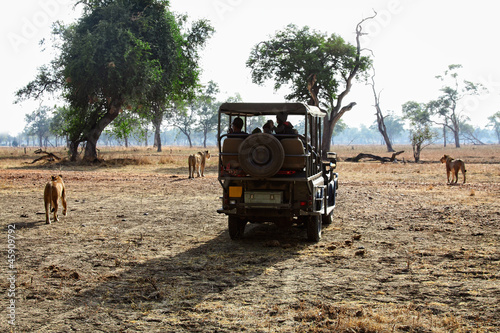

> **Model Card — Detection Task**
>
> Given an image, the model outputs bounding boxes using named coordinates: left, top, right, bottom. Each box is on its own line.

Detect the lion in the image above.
left=44, top=175, right=67, bottom=224
left=440, top=155, right=467, bottom=184
left=188, top=150, right=211, bottom=178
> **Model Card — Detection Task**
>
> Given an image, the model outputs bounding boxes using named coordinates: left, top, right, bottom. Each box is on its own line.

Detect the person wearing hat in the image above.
left=275, top=112, right=297, bottom=134
left=228, top=117, right=246, bottom=134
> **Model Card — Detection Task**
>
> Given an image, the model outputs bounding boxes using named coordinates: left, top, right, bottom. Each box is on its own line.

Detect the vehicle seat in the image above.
left=281, top=138, right=306, bottom=170
left=221, top=137, right=244, bottom=168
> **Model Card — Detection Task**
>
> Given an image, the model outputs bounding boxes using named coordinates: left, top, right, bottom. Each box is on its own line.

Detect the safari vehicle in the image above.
left=217, top=102, right=338, bottom=242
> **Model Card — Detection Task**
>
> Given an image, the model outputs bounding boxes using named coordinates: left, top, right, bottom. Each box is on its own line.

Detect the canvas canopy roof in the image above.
left=219, top=102, right=326, bottom=118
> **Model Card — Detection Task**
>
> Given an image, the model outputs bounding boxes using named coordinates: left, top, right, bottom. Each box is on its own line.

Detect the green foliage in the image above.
left=61, top=1, right=181, bottom=110
left=487, top=111, right=500, bottom=143
left=402, top=101, right=430, bottom=126
left=24, top=106, right=52, bottom=146
left=166, top=100, right=195, bottom=147
left=193, top=81, right=220, bottom=147
left=402, top=101, right=437, bottom=162
left=105, top=109, right=149, bottom=145
left=332, top=119, right=347, bottom=137
left=246, top=24, right=371, bottom=110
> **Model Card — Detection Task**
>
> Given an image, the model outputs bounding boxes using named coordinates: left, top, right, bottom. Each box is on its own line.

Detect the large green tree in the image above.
left=246, top=18, right=373, bottom=156
left=16, top=0, right=213, bottom=161
left=140, top=13, right=214, bottom=153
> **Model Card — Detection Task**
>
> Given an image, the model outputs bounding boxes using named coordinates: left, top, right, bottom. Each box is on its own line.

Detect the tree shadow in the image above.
left=72, top=223, right=309, bottom=313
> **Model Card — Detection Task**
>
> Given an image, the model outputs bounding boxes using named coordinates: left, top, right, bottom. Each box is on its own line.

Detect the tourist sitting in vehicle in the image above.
left=274, top=112, right=297, bottom=134
left=228, top=117, right=247, bottom=134
left=262, top=120, right=275, bottom=133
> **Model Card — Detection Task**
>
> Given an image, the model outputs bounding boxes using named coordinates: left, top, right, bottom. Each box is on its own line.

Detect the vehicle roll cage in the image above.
left=217, top=103, right=326, bottom=179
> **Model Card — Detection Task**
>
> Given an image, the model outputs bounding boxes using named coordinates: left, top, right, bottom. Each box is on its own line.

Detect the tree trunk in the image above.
left=323, top=102, right=356, bottom=156
left=370, top=71, right=394, bottom=152
left=413, top=143, right=421, bottom=163
left=443, top=125, right=447, bottom=147
left=452, top=117, right=461, bottom=148
left=154, top=126, right=162, bottom=152
left=84, top=102, right=122, bottom=161
left=454, top=130, right=460, bottom=148
left=69, top=140, right=80, bottom=162
left=152, top=104, right=163, bottom=152
left=451, top=113, right=461, bottom=148
left=375, top=105, right=394, bottom=152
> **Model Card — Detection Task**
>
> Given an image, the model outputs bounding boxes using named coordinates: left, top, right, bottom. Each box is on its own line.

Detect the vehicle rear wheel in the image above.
left=306, top=215, right=322, bottom=242
left=238, top=133, right=284, bottom=178
left=228, top=216, right=246, bottom=240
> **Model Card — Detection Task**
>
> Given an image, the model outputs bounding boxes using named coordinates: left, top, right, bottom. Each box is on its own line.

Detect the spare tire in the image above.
left=238, top=133, right=284, bottom=178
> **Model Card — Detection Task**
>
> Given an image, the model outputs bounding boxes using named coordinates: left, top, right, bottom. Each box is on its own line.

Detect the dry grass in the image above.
left=1, top=143, right=496, bottom=168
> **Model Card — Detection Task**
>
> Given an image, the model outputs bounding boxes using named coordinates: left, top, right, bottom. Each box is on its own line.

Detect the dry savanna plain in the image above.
left=0, top=144, right=499, bottom=332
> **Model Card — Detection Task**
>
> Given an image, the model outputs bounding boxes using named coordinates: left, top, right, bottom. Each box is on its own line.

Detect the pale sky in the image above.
left=1, top=0, right=499, bottom=136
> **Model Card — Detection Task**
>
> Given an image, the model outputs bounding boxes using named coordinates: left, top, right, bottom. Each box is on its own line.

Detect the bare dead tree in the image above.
left=370, top=68, right=395, bottom=152
left=321, top=12, right=377, bottom=158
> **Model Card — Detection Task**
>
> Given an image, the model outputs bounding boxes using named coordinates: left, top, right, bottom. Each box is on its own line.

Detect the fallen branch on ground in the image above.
left=345, top=151, right=405, bottom=163
left=31, top=149, right=62, bottom=164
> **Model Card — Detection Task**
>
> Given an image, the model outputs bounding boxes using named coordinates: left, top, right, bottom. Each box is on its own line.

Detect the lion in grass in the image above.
left=44, top=175, right=67, bottom=224
left=188, top=150, right=211, bottom=178
left=440, top=154, right=467, bottom=184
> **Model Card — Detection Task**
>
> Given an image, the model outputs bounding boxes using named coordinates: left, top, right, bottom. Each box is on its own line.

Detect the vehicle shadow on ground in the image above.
left=72, top=223, right=310, bottom=315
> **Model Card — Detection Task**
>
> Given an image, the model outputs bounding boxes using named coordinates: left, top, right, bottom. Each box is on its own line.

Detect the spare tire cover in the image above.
left=238, top=133, right=284, bottom=178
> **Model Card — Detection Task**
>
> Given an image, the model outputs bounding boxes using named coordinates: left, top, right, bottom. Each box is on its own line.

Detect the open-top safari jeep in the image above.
left=217, top=102, right=338, bottom=242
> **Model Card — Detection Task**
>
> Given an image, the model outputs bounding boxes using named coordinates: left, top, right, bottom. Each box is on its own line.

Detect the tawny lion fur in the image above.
left=188, top=151, right=211, bottom=178
left=44, top=175, right=67, bottom=224
left=440, top=155, right=467, bottom=184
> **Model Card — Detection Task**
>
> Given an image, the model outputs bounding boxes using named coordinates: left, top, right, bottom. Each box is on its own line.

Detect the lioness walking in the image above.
left=44, top=175, right=67, bottom=224
left=188, top=150, right=210, bottom=178
left=440, top=154, right=466, bottom=184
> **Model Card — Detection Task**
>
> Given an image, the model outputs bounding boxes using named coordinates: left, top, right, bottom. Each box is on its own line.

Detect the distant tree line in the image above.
left=3, top=104, right=497, bottom=149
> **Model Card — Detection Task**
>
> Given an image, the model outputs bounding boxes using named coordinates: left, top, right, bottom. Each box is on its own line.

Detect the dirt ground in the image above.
left=1, top=146, right=499, bottom=332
